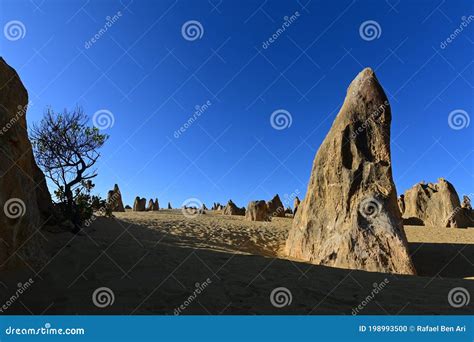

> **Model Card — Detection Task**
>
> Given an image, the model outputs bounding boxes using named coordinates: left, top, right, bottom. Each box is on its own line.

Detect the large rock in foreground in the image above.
left=285, top=68, right=415, bottom=275
left=402, top=179, right=472, bottom=228
left=107, top=184, right=125, bottom=212
left=0, top=58, right=53, bottom=269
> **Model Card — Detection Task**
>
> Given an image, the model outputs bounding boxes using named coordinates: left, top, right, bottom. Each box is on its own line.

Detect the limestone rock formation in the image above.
left=461, top=195, right=472, bottom=210
left=245, top=200, right=270, bottom=221
left=402, top=178, right=471, bottom=228
left=285, top=68, right=415, bottom=275
left=167, top=202, right=172, bottom=209
left=398, top=195, right=405, bottom=215
left=146, top=199, right=153, bottom=211
left=0, top=58, right=53, bottom=268
left=212, top=202, right=223, bottom=210
left=152, top=198, right=159, bottom=211
left=223, top=200, right=245, bottom=216
left=133, top=197, right=146, bottom=211
left=267, top=194, right=285, bottom=218
left=107, top=184, right=125, bottom=212
left=293, top=196, right=301, bottom=215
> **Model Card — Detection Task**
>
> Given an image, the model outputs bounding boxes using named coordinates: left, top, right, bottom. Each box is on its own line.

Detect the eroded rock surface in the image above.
left=285, top=68, right=415, bottom=275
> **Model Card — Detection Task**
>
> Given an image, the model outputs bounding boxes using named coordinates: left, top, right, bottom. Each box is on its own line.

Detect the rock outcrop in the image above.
left=402, top=178, right=471, bottom=228
left=461, top=195, right=472, bottom=210
left=152, top=198, right=159, bottom=211
left=223, top=200, right=245, bottom=216
left=212, top=202, right=223, bottom=210
left=146, top=199, right=154, bottom=211
left=267, top=194, right=285, bottom=218
left=167, top=202, right=172, bottom=209
left=0, top=58, right=53, bottom=269
left=285, top=68, right=415, bottom=275
left=107, top=184, right=125, bottom=212
left=293, top=196, right=301, bottom=215
left=245, top=200, right=270, bottom=221
left=133, top=197, right=146, bottom=211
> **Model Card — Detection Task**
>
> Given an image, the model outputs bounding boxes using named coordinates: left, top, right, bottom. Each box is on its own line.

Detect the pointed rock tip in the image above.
left=351, top=67, right=378, bottom=87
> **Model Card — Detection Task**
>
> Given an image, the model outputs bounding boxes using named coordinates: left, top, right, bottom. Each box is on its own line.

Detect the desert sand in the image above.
left=1, top=210, right=473, bottom=315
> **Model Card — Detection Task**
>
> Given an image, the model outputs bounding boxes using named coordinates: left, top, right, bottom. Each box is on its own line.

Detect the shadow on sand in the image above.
left=0, top=217, right=473, bottom=315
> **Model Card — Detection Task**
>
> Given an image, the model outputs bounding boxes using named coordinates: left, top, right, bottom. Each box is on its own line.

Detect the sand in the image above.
left=1, top=210, right=473, bottom=315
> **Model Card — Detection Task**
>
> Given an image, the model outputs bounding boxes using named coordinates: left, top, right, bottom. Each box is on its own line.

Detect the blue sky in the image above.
left=1, top=0, right=473, bottom=208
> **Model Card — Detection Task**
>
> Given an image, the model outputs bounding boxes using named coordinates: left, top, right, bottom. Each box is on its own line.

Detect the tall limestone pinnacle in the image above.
left=0, top=57, right=53, bottom=268
left=285, top=68, right=416, bottom=275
